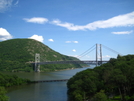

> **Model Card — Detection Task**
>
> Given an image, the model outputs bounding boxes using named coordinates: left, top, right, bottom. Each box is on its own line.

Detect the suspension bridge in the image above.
left=30, top=44, right=121, bottom=72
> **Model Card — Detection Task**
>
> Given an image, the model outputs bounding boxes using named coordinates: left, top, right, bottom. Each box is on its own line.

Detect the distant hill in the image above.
left=0, top=39, right=82, bottom=72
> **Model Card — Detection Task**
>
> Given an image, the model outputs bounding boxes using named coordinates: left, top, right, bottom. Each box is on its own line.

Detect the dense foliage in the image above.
left=67, top=55, right=134, bottom=101
left=0, top=73, right=31, bottom=87
left=0, top=73, right=31, bottom=101
left=0, top=39, right=82, bottom=72
left=0, top=86, right=8, bottom=101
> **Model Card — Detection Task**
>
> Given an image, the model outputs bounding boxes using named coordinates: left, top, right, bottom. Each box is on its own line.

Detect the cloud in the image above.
left=69, top=54, right=90, bottom=59
left=65, top=41, right=78, bottom=43
left=85, top=55, right=90, bottom=58
left=72, top=49, right=76, bottom=52
left=0, top=0, right=19, bottom=13
left=29, top=35, right=44, bottom=42
left=51, top=19, right=85, bottom=31
left=68, top=55, right=79, bottom=58
left=0, top=28, right=13, bottom=41
left=73, top=41, right=78, bottom=43
left=48, top=39, right=54, bottom=42
left=102, top=55, right=111, bottom=59
left=14, top=0, right=19, bottom=6
left=0, top=0, right=13, bottom=12
left=23, top=17, right=48, bottom=24
left=65, top=41, right=71, bottom=43
left=112, top=30, right=133, bottom=35
left=51, top=11, right=134, bottom=31
left=97, top=55, right=111, bottom=59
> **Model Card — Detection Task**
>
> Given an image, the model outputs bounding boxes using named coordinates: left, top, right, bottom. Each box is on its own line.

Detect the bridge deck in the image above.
left=29, top=60, right=108, bottom=65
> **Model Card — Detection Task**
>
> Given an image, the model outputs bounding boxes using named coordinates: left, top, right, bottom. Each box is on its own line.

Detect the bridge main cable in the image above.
left=77, top=44, right=96, bottom=58
left=102, top=44, right=123, bottom=55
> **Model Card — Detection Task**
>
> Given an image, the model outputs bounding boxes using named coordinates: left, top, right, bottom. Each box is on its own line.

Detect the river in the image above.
left=6, top=66, right=95, bottom=101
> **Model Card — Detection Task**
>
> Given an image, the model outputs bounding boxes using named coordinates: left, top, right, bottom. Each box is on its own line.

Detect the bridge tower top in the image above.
left=35, top=53, right=40, bottom=63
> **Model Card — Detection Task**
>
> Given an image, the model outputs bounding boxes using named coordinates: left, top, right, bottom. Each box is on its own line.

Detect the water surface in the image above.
left=7, top=66, right=94, bottom=101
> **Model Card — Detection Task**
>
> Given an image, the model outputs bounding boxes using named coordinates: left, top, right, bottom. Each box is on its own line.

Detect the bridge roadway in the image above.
left=32, top=60, right=108, bottom=65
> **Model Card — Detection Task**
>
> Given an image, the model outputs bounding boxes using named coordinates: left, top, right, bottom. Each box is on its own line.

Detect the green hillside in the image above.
left=0, top=38, right=82, bottom=72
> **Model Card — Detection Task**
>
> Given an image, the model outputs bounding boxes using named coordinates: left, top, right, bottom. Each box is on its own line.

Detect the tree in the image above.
left=67, top=55, right=134, bottom=101
left=92, top=90, right=108, bottom=101
left=0, top=86, right=9, bottom=101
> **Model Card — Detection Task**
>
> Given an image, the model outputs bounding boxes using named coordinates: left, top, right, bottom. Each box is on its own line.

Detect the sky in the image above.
left=0, top=0, right=134, bottom=60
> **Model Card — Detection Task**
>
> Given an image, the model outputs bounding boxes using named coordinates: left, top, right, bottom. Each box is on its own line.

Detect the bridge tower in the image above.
left=96, top=44, right=102, bottom=66
left=35, top=53, right=40, bottom=72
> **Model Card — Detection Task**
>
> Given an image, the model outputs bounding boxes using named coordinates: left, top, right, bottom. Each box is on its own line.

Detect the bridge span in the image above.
left=31, top=43, right=119, bottom=72
left=30, top=60, right=108, bottom=72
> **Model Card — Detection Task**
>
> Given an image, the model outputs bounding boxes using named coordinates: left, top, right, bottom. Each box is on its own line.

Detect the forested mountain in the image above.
left=67, top=55, right=134, bottom=101
left=0, top=38, right=82, bottom=72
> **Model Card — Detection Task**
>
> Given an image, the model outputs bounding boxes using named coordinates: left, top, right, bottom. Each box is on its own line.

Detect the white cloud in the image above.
left=65, top=41, right=78, bottom=43
left=0, top=28, right=13, bottom=41
left=29, top=35, right=44, bottom=42
left=112, top=30, right=133, bottom=35
left=85, top=55, right=90, bottom=58
left=51, top=11, right=134, bottom=31
left=23, top=17, right=48, bottom=24
left=14, top=0, right=19, bottom=6
left=102, top=55, right=111, bottom=58
left=48, top=39, right=54, bottom=42
left=0, top=0, right=13, bottom=12
left=68, top=55, right=79, bottom=58
left=73, top=41, right=78, bottom=43
left=0, top=0, right=19, bottom=13
left=51, top=19, right=85, bottom=31
left=65, top=41, right=71, bottom=43
left=72, top=49, right=76, bottom=52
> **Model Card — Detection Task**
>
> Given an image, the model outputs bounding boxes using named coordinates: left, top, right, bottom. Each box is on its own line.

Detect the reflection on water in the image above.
left=6, top=66, right=94, bottom=101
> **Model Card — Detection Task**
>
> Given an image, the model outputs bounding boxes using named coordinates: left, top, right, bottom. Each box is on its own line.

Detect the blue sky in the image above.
left=0, top=0, right=134, bottom=60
